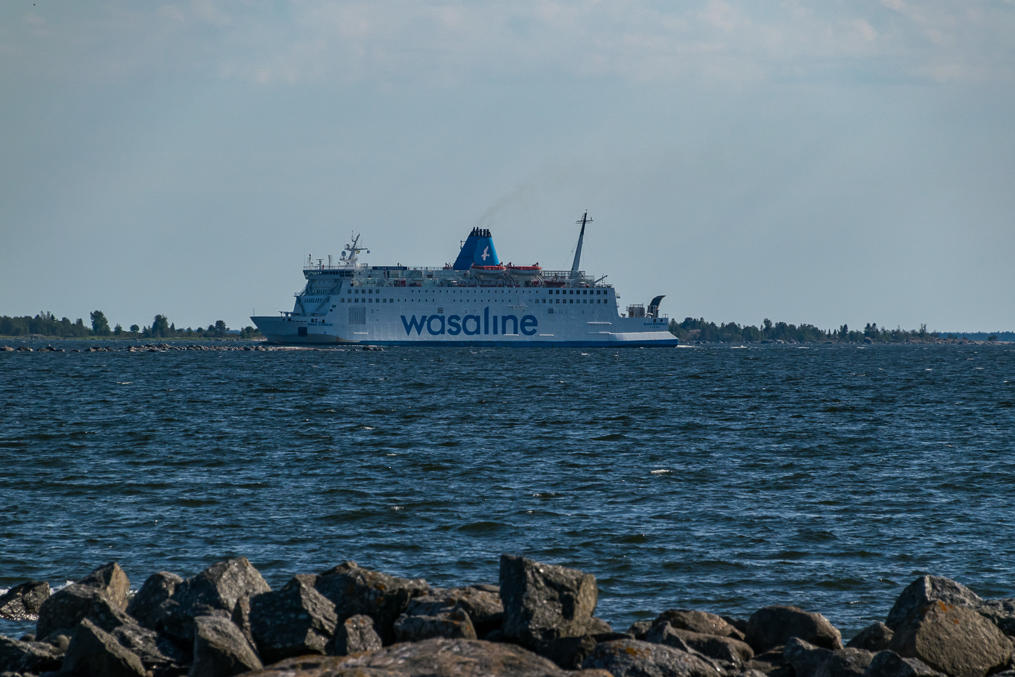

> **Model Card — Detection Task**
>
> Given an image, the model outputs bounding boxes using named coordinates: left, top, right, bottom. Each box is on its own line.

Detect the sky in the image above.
left=1, top=1, right=1013, bottom=332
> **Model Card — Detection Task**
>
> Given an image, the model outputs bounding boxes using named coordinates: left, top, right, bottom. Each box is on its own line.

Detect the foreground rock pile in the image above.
left=2, top=555, right=1014, bottom=677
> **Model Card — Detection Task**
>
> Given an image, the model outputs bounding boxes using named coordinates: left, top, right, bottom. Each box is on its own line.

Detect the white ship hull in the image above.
left=252, top=219, right=679, bottom=347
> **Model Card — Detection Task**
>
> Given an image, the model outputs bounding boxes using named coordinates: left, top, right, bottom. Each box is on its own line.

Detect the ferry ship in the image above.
left=251, top=213, right=678, bottom=346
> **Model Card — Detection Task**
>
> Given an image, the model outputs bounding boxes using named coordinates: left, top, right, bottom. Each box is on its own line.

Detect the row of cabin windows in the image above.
left=341, top=287, right=610, bottom=296
left=338, top=297, right=606, bottom=305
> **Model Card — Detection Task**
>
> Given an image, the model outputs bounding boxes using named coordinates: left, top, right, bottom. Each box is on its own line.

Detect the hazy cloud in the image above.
left=3, top=1, right=1012, bottom=87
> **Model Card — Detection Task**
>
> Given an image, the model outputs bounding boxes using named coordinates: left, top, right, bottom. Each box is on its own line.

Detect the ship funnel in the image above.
left=453, top=227, right=500, bottom=270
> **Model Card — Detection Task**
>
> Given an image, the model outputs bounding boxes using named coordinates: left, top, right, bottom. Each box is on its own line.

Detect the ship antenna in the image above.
left=343, top=232, right=368, bottom=266
left=570, top=211, right=592, bottom=281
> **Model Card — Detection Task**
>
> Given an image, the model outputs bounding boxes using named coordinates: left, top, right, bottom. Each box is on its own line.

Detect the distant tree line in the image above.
left=668, top=317, right=940, bottom=344
left=0, top=311, right=260, bottom=339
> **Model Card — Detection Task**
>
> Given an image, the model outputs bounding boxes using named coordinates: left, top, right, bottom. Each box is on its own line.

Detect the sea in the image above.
left=2, top=340, right=1013, bottom=641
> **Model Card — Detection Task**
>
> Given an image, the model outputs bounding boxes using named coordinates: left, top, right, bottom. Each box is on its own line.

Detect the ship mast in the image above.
left=570, top=211, right=592, bottom=281
left=340, top=233, right=369, bottom=266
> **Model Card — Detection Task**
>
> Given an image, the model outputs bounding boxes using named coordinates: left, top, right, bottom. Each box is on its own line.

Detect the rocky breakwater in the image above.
left=2, top=556, right=1015, bottom=677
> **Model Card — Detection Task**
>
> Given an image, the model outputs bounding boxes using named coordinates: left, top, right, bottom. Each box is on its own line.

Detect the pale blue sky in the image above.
left=2, top=1, right=1013, bottom=332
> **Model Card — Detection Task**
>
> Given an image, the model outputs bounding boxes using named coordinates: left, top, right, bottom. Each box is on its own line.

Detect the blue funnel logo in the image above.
left=453, top=227, right=500, bottom=270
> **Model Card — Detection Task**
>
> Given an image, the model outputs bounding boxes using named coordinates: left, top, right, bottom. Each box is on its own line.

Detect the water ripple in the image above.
left=1, top=343, right=1014, bottom=639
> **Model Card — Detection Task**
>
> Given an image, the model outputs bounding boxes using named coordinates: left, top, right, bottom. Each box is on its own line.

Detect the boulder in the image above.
left=35, top=562, right=133, bottom=639
left=126, top=571, right=182, bottom=630
left=0, top=635, right=62, bottom=674
left=531, top=634, right=599, bottom=670
left=744, top=646, right=793, bottom=677
left=77, top=562, right=131, bottom=609
left=230, top=591, right=259, bottom=651
left=247, top=638, right=611, bottom=676
left=783, top=637, right=873, bottom=677
left=628, top=620, right=654, bottom=639
left=250, top=576, right=337, bottom=663
left=111, top=619, right=187, bottom=674
left=848, top=622, right=894, bottom=652
left=412, top=585, right=504, bottom=636
left=582, top=638, right=721, bottom=676
left=0, top=581, right=50, bottom=621
left=650, top=609, right=746, bottom=641
left=885, top=576, right=982, bottom=630
left=331, top=614, right=382, bottom=655
left=646, top=621, right=754, bottom=667
left=191, top=614, right=263, bottom=677
left=36, top=584, right=133, bottom=640
left=45, top=632, right=71, bottom=653
left=313, top=561, right=428, bottom=643
left=60, top=618, right=146, bottom=677
left=977, top=598, right=1015, bottom=636
left=865, top=651, right=946, bottom=677
left=499, top=554, right=598, bottom=646
left=889, top=600, right=1013, bottom=677
left=162, top=557, right=271, bottom=642
left=746, top=605, right=843, bottom=653
left=394, top=606, right=477, bottom=642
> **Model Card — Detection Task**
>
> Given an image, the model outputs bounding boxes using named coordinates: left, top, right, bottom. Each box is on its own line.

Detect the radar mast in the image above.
left=340, top=233, right=369, bottom=266
left=570, top=211, right=592, bottom=281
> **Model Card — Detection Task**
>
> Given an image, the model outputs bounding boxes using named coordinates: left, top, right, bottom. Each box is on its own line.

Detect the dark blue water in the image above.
left=2, top=342, right=1014, bottom=640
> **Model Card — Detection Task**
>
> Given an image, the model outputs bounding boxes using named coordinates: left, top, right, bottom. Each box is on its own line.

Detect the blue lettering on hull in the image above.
left=401, top=308, right=538, bottom=337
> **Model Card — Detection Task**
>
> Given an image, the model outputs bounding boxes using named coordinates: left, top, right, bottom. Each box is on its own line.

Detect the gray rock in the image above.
left=190, top=614, right=262, bottom=677
left=646, top=622, right=754, bottom=667
left=45, top=633, right=71, bottom=653
left=628, top=620, right=654, bottom=639
left=163, top=557, right=271, bottom=642
left=394, top=606, right=477, bottom=642
left=864, top=651, right=946, bottom=677
left=848, top=623, right=894, bottom=652
left=331, top=614, right=382, bottom=655
left=35, top=562, right=133, bottom=639
left=60, top=617, right=146, bottom=677
left=784, top=637, right=835, bottom=676
left=885, top=576, right=982, bottom=631
left=413, top=585, right=504, bottom=636
left=230, top=591, right=258, bottom=652
left=745, top=646, right=793, bottom=677
left=746, top=605, right=843, bottom=653
left=0, top=636, right=62, bottom=674
left=0, top=581, right=50, bottom=622
left=247, top=638, right=610, bottom=676
left=977, top=598, right=1015, bottom=636
left=818, top=648, right=877, bottom=677
left=313, top=560, right=428, bottom=643
left=36, top=584, right=133, bottom=640
left=499, top=554, right=598, bottom=646
left=582, top=638, right=721, bottom=676
left=650, top=609, right=746, bottom=641
left=250, top=576, right=337, bottom=663
left=126, top=571, right=182, bottom=630
left=111, top=619, right=187, bottom=674
left=77, top=562, right=131, bottom=609
left=530, top=633, right=599, bottom=670
left=783, top=637, right=873, bottom=677
left=889, top=600, right=1013, bottom=677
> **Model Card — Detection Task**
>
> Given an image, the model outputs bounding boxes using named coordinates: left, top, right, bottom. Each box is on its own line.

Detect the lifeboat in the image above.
left=470, top=263, right=508, bottom=280
left=506, top=262, right=542, bottom=283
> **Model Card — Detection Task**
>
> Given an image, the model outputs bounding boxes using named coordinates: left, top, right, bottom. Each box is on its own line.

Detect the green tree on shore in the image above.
left=90, top=310, right=111, bottom=336
left=146, top=314, right=171, bottom=338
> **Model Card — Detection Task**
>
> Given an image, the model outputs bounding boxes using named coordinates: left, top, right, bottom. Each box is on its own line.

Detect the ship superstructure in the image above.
left=251, top=213, right=677, bottom=346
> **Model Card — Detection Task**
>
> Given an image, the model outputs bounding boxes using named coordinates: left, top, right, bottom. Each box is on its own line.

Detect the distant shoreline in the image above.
left=0, top=336, right=1011, bottom=348
left=1, top=312, right=1011, bottom=345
